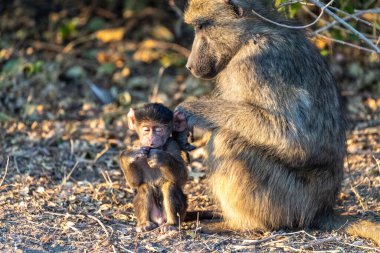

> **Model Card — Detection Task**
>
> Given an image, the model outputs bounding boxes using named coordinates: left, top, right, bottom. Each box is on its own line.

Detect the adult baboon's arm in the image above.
left=176, top=99, right=313, bottom=165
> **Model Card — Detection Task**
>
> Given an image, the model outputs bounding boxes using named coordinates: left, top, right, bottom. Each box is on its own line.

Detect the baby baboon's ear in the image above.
left=224, top=0, right=244, bottom=17
left=127, top=108, right=136, bottom=130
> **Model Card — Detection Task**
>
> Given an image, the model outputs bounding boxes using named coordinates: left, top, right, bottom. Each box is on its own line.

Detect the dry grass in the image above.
left=1, top=107, right=379, bottom=252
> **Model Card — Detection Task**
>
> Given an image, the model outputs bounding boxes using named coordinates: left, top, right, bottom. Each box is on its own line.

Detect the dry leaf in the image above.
left=96, top=27, right=125, bottom=43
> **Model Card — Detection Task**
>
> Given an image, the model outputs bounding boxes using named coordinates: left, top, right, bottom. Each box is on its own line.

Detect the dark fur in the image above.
left=134, top=103, right=174, bottom=127
left=177, top=0, right=345, bottom=230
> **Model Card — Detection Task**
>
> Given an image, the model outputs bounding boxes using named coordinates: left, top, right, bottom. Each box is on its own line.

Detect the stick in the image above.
left=251, top=0, right=334, bottom=29
left=300, top=237, right=337, bottom=249
left=87, top=215, right=110, bottom=239
left=150, top=67, right=165, bottom=103
left=0, top=156, right=9, bottom=187
left=60, top=161, right=80, bottom=186
left=309, top=0, right=380, bottom=53
left=314, top=8, right=380, bottom=34
left=316, top=34, right=378, bottom=53
left=242, top=231, right=313, bottom=246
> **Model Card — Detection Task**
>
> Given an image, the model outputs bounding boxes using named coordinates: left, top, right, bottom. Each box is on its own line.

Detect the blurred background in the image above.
left=0, top=0, right=379, bottom=125
left=0, top=1, right=380, bottom=252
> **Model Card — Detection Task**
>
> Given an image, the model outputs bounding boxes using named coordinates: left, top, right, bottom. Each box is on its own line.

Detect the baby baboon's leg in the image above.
left=134, top=184, right=158, bottom=232
left=161, top=181, right=187, bottom=231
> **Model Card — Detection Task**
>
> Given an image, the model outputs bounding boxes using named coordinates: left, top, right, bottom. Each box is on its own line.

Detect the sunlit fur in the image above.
left=178, top=0, right=345, bottom=231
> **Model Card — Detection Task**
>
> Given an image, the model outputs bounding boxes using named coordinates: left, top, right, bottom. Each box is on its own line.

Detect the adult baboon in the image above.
left=175, top=0, right=345, bottom=230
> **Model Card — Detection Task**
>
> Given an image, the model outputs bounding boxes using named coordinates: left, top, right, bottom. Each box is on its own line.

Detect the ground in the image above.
left=1, top=1, right=380, bottom=252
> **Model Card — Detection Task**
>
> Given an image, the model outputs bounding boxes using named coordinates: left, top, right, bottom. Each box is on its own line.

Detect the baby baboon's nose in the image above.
left=186, top=64, right=192, bottom=71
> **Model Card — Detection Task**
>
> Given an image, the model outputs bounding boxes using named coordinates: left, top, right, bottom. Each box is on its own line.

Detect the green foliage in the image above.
left=0, top=112, right=13, bottom=122
left=123, top=0, right=152, bottom=17
left=1, top=59, right=44, bottom=76
left=59, top=19, right=79, bottom=40
left=160, top=53, right=186, bottom=68
left=275, top=0, right=302, bottom=18
left=97, top=63, right=116, bottom=76
left=87, top=17, right=106, bottom=32
left=25, top=60, right=44, bottom=76
left=2, top=59, right=21, bottom=74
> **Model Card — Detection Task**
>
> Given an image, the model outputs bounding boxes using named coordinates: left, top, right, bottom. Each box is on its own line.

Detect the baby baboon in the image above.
left=175, top=0, right=346, bottom=230
left=120, top=103, right=188, bottom=232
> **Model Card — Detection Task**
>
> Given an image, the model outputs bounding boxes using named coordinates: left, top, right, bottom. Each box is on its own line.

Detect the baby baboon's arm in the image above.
left=120, top=149, right=147, bottom=187
left=148, top=149, right=187, bottom=186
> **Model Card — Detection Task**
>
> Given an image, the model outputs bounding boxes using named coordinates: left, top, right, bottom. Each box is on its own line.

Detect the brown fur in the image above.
left=120, top=104, right=189, bottom=232
left=176, top=0, right=346, bottom=231
left=120, top=138, right=188, bottom=232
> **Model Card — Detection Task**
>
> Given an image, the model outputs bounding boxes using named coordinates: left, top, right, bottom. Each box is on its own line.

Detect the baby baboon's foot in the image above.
left=136, top=221, right=158, bottom=232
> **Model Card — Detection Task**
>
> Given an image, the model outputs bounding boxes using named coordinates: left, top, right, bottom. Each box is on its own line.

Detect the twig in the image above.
left=284, top=246, right=341, bottom=252
left=195, top=211, right=200, bottom=237
left=350, top=184, right=368, bottom=211
left=100, top=168, right=113, bottom=188
left=168, top=0, right=184, bottom=37
left=279, top=0, right=314, bottom=8
left=314, top=8, right=380, bottom=34
left=118, top=245, right=134, bottom=253
left=251, top=0, right=334, bottom=29
left=94, top=144, right=110, bottom=162
left=338, top=241, right=380, bottom=252
left=316, top=34, right=379, bottom=53
left=13, top=156, right=20, bottom=173
left=70, top=139, right=75, bottom=156
left=241, top=230, right=314, bottom=246
left=32, top=41, right=63, bottom=52
left=300, top=237, right=337, bottom=249
left=87, top=215, right=110, bottom=239
left=309, top=0, right=380, bottom=53
left=62, top=33, right=96, bottom=54
left=373, top=156, right=380, bottom=174
left=354, top=119, right=380, bottom=130
left=328, top=7, right=377, bottom=27
left=60, top=161, right=80, bottom=186
left=151, top=40, right=190, bottom=57
left=0, top=156, right=9, bottom=187
left=150, top=67, right=165, bottom=103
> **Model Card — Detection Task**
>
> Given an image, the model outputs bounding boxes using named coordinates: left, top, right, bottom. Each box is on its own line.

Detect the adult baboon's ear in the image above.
left=224, top=0, right=244, bottom=17
left=127, top=108, right=136, bottom=130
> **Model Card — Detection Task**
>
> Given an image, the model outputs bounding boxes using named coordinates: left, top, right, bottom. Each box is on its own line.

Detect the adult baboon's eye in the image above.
left=194, top=24, right=203, bottom=32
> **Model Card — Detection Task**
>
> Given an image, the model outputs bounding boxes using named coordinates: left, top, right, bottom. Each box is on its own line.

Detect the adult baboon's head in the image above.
left=184, top=0, right=249, bottom=79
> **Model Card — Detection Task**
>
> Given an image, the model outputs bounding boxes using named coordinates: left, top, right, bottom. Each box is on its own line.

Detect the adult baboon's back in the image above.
left=176, top=0, right=345, bottom=230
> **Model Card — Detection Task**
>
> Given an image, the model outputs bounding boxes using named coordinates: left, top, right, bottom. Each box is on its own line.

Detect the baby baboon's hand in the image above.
left=136, top=146, right=150, bottom=159
left=147, top=149, right=163, bottom=168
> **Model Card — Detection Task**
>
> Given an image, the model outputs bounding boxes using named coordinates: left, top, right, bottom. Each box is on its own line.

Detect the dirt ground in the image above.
left=1, top=94, right=380, bottom=252
left=1, top=1, right=380, bottom=252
